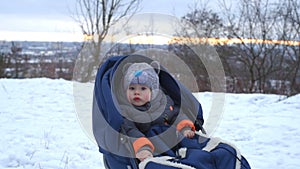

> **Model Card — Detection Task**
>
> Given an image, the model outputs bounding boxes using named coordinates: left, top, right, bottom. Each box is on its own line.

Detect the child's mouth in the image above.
left=133, top=97, right=141, bottom=101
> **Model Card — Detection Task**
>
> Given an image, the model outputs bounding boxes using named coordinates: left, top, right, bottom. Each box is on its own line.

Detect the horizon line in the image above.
left=1, top=31, right=299, bottom=46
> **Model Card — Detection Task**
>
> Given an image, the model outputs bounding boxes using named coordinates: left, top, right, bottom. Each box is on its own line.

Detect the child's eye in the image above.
left=129, top=86, right=135, bottom=90
left=141, top=87, right=148, bottom=90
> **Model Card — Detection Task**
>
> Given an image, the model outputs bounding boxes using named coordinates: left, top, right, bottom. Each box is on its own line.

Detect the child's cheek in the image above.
left=126, top=90, right=132, bottom=102
left=147, top=92, right=151, bottom=101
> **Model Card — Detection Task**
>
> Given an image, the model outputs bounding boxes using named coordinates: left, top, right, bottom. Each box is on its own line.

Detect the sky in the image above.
left=0, top=0, right=224, bottom=42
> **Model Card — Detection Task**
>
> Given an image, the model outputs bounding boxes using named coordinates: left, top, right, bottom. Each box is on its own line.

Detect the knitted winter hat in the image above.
left=123, top=62, right=160, bottom=98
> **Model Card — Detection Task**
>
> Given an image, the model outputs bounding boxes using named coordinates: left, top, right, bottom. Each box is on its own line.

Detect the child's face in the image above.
left=126, top=84, right=151, bottom=106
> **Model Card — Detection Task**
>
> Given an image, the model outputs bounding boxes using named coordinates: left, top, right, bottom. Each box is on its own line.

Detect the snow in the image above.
left=0, top=78, right=299, bottom=169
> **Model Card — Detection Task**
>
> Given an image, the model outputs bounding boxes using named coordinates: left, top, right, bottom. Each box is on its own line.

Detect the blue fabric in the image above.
left=104, top=153, right=138, bottom=169
left=93, top=55, right=203, bottom=154
left=140, top=144, right=251, bottom=169
left=93, top=56, right=128, bottom=156
left=93, top=55, right=251, bottom=169
left=142, top=162, right=181, bottom=169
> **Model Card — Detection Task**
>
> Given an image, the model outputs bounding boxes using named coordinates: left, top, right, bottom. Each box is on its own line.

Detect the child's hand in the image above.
left=136, top=150, right=153, bottom=162
left=183, top=129, right=195, bottom=138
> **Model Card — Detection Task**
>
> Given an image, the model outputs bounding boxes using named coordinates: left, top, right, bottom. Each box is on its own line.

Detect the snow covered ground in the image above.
left=0, top=78, right=299, bottom=169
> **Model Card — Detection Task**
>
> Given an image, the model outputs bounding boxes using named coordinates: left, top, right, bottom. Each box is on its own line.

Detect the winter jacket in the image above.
left=120, top=89, right=195, bottom=155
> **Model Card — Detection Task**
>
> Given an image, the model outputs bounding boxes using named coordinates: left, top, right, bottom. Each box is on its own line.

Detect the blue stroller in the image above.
left=92, top=54, right=251, bottom=169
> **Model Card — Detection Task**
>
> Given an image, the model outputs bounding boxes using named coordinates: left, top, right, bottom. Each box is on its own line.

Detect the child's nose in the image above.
left=134, top=90, right=140, bottom=95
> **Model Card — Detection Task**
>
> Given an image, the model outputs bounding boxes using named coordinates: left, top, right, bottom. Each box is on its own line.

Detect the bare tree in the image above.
left=180, top=1, right=225, bottom=40
left=221, top=0, right=285, bottom=93
left=10, top=42, right=23, bottom=78
left=278, top=0, right=300, bottom=95
left=72, top=0, right=141, bottom=82
left=169, top=1, right=227, bottom=92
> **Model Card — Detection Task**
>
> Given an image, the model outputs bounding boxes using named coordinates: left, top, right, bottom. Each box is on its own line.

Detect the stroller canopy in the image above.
left=92, top=54, right=204, bottom=157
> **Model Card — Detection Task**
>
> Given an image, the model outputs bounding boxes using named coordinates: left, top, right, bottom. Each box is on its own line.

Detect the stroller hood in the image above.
left=92, top=54, right=204, bottom=156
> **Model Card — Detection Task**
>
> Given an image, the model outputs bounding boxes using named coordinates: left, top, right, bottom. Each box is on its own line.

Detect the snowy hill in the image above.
left=0, top=78, right=299, bottom=169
